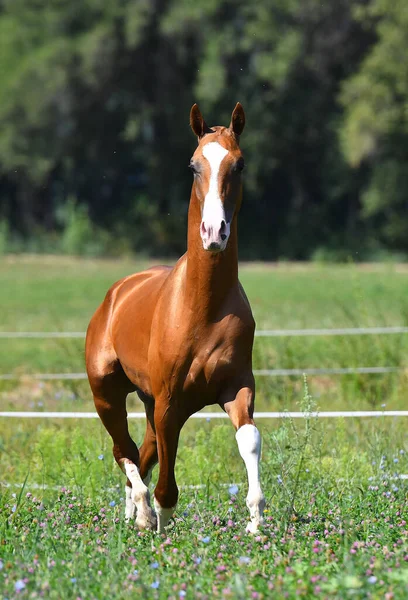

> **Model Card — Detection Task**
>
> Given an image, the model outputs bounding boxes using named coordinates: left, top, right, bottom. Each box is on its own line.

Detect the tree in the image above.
left=340, top=0, right=408, bottom=252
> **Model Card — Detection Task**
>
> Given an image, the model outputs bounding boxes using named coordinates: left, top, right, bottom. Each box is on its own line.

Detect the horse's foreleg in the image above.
left=222, top=385, right=265, bottom=533
left=93, top=391, right=157, bottom=531
left=153, top=402, right=180, bottom=533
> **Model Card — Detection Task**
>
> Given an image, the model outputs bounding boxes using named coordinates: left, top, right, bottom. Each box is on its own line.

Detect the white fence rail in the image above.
left=1, top=410, right=408, bottom=419
left=0, top=327, right=405, bottom=380
left=0, top=366, right=404, bottom=381
left=1, top=326, right=408, bottom=339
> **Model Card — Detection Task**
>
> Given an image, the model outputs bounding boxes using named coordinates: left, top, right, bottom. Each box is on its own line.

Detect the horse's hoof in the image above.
left=245, top=518, right=264, bottom=534
left=136, top=510, right=157, bottom=531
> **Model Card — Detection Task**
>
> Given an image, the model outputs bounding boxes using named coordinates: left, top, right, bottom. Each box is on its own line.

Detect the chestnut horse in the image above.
left=85, top=103, right=265, bottom=533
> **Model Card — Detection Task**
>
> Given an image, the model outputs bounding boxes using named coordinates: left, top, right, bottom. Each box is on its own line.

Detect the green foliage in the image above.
left=340, top=0, right=408, bottom=252
left=0, top=0, right=407, bottom=258
left=0, top=220, right=9, bottom=255
left=59, top=199, right=110, bottom=257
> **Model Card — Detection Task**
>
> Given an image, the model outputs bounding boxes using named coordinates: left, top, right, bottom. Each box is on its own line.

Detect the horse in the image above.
left=85, top=103, right=265, bottom=534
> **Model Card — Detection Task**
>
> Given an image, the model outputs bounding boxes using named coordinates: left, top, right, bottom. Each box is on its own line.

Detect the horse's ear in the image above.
left=229, top=102, right=245, bottom=137
left=190, top=104, right=211, bottom=139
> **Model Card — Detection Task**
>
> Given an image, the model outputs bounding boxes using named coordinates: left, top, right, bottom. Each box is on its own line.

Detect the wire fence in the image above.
left=1, top=326, right=408, bottom=339
left=0, top=365, right=405, bottom=381
left=1, top=410, right=408, bottom=419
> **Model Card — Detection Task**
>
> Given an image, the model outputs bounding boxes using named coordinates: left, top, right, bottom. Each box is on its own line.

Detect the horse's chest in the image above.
left=184, top=342, right=236, bottom=390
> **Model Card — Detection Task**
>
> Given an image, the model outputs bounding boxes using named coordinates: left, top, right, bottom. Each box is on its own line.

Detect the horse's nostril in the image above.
left=201, top=221, right=207, bottom=235
left=221, top=234, right=227, bottom=241
left=220, top=220, right=226, bottom=233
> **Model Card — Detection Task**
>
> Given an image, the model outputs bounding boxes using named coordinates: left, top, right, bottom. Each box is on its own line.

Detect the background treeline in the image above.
left=0, top=0, right=407, bottom=260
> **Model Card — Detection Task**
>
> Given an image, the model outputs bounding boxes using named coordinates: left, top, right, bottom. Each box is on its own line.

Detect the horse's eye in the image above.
left=235, top=157, right=245, bottom=172
left=189, top=160, right=197, bottom=173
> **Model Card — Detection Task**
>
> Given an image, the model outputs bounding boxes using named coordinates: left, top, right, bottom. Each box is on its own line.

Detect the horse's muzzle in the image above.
left=200, top=220, right=230, bottom=252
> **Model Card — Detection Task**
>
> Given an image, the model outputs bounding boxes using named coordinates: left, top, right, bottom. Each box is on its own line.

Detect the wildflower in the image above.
left=180, top=592, right=187, bottom=598
left=201, top=536, right=210, bottom=543
left=194, top=557, right=202, bottom=565
left=0, top=560, right=3, bottom=570
left=206, top=417, right=211, bottom=422
left=393, top=458, right=399, bottom=463
left=151, top=581, right=159, bottom=589
left=15, top=580, right=26, bottom=592
left=71, top=578, right=77, bottom=583
left=277, top=475, right=283, bottom=484
left=109, top=501, right=116, bottom=507
left=151, top=561, right=159, bottom=569
left=239, top=556, right=250, bottom=564
left=228, top=485, right=239, bottom=496
left=368, top=576, right=377, bottom=584
left=98, top=454, right=104, bottom=460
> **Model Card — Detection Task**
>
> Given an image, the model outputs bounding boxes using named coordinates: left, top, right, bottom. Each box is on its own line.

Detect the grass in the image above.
left=1, top=256, right=408, bottom=598
left=1, top=391, right=407, bottom=598
left=1, top=256, right=407, bottom=412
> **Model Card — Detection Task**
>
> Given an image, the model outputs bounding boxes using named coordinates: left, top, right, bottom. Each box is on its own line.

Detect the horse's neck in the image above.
left=185, top=189, right=239, bottom=319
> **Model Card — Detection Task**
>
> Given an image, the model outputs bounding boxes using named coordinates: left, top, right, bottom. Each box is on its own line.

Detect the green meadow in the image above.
left=1, top=256, right=407, bottom=598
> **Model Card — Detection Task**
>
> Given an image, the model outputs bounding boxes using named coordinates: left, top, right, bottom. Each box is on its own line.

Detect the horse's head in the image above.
left=189, top=103, right=245, bottom=253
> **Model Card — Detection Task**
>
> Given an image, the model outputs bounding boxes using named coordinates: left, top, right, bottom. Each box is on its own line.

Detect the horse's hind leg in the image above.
left=91, top=375, right=157, bottom=531
left=138, top=395, right=158, bottom=486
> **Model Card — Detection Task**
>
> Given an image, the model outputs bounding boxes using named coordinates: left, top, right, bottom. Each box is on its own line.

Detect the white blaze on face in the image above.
left=201, top=141, right=230, bottom=248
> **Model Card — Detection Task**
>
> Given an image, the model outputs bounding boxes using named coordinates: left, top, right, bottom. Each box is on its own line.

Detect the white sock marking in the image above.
left=154, top=497, right=176, bottom=533
left=123, top=461, right=157, bottom=530
left=201, top=142, right=230, bottom=245
left=235, top=424, right=265, bottom=533
left=125, top=485, right=136, bottom=521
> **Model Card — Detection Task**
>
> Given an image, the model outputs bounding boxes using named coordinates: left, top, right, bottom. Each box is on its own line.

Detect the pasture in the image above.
left=1, top=256, right=408, bottom=599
